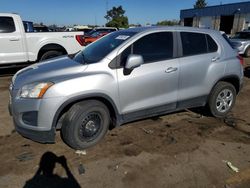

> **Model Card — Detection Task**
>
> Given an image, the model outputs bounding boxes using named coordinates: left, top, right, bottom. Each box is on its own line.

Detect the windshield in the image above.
left=233, top=32, right=250, bottom=39
left=74, top=31, right=136, bottom=64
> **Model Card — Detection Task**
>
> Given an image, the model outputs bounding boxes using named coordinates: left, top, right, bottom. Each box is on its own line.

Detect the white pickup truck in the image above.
left=0, top=13, right=85, bottom=66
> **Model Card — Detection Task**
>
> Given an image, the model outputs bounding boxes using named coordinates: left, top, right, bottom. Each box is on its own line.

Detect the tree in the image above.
left=156, top=19, right=179, bottom=26
left=193, top=0, right=207, bottom=9
left=104, top=6, right=129, bottom=28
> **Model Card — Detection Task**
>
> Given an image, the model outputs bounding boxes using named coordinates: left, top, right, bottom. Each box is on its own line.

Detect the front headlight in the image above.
left=18, top=82, right=54, bottom=99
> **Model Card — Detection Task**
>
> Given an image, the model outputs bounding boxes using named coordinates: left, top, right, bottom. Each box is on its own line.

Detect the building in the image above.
left=180, top=2, right=250, bottom=34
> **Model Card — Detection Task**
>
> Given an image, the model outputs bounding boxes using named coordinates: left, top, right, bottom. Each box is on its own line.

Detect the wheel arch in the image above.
left=37, top=43, right=68, bottom=61
left=209, top=75, right=240, bottom=99
left=243, top=44, right=250, bottom=57
left=217, top=75, right=240, bottom=94
left=52, top=94, right=121, bottom=130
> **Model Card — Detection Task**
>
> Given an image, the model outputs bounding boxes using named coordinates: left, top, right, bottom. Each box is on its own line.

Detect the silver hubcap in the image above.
left=79, top=113, right=101, bottom=140
left=216, top=89, right=233, bottom=113
left=85, top=120, right=97, bottom=133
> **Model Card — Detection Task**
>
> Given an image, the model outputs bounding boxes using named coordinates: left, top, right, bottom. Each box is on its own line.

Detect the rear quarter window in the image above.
left=206, top=34, right=218, bottom=52
left=222, top=33, right=234, bottom=49
left=0, top=17, right=15, bottom=33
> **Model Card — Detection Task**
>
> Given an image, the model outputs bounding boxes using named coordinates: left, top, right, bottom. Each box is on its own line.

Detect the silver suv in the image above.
left=9, top=26, right=244, bottom=149
left=230, top=30, right=250, bottom=57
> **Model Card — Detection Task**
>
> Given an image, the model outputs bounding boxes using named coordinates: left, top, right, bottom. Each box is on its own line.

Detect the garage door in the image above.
left=199, top=17, right=212, bottom=29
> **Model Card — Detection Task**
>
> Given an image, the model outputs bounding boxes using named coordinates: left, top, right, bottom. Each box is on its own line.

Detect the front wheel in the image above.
left=61, top=100, right=110, bottom=149
left=208, top=82, right=236, bottom=118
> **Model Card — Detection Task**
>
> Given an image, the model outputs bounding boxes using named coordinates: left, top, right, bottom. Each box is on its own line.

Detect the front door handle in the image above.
left=9, top=37, right=20, bottom=41
left=165, top=67, right=178, bottom=73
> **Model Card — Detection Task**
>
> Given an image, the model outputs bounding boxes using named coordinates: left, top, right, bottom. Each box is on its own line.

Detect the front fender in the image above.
left=52, top=93, right=122, bottom=129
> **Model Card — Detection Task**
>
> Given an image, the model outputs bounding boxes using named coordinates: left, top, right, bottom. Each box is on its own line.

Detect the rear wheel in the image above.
left=208, top=82, right=236, bottom=118
left=40, top=50, right=63, bottom=61
left=61, top=100, right=110, bottom=150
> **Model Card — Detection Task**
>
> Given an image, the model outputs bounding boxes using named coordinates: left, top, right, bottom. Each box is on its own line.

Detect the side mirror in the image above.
left=125, top=54, right=143, bottom=70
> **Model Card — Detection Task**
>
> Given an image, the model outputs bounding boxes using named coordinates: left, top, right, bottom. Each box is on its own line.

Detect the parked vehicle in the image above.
left=84, top=31, right=109, bottom=45
left=230, top=30, right=250, bottom=57
left=0, top=13, right=84, bottom=66
left=86, top=27, right=117, bottom=36
left=9, top=26, right=244, bottom=149
left=75, top=28, right=92, bottom=33
left=221, top=31, right=242, bottom=51
left=33, top=25, right=50, bottom=32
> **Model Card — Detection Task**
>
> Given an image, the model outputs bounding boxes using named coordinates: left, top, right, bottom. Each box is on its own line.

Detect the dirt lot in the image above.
left=0, top=60, right=250, bottom=188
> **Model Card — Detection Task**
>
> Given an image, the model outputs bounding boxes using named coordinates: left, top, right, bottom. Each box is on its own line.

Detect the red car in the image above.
left=84, top=31, right=109, bottom=45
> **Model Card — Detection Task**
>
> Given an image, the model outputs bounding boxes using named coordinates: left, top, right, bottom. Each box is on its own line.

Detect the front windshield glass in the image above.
left=233, top=32, right=250, bottom=39
left=74, top=31, right=136, bottom=64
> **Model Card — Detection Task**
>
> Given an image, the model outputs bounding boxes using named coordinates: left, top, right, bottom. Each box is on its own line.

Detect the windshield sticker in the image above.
left=115, top=35, right=130, bottom=40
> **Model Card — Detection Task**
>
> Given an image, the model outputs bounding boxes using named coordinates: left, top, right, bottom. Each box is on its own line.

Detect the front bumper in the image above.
left=14, top=120, right=56, bottom=143
left=9, top=100, right=56, bottom=143
left=8, top=92, right=65, bottom=144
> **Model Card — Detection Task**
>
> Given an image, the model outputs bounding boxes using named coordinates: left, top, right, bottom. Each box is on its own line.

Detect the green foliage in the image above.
left=156, top=20, right=179, bottom=26
left=104, top=6, right=129, bottom=28
left=194, top=0, right=207, bottom=9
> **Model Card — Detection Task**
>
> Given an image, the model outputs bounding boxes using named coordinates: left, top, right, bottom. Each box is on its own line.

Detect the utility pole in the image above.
left=106, top=0, right=108, bottom=23
left=95, top=15, right=97, bottom=27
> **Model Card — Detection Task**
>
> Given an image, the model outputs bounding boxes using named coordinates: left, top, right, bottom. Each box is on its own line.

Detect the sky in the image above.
left=1, top=0, right=249, bottom=26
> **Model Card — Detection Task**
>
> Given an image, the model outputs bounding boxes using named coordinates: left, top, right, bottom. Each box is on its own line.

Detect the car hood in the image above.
left=12, top=56, right=87, bottom=90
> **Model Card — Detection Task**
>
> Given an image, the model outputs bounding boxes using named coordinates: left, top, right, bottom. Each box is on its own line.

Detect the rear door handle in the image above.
left=211, top=57, right=220, bottom=62
left=165, top=67, right=178, bottom=73
left=9, top=37, right=20, bottom=41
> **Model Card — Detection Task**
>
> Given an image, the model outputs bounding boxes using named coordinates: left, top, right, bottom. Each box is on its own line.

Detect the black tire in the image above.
left=208, top=81, right=236, bottom=118
left=61, top=100, right=110, bottom=149
left=244, top=46, right=250, bottom=57
left=40, top=50, right=63, bottom=61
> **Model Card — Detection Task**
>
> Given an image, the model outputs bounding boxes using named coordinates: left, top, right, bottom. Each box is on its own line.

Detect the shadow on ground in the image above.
left=23, top=152, right=81, bottom=188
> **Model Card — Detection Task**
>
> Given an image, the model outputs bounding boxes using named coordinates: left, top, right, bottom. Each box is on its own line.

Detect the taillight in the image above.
left=76, top=35, right=85, bottom=46
left=237, top=55, right=244, bottom=66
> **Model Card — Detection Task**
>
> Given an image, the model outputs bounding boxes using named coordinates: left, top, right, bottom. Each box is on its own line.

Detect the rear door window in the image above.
left=0, top=17, right=15, bottom=33
left=181, top=32, right=207, bottom=56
